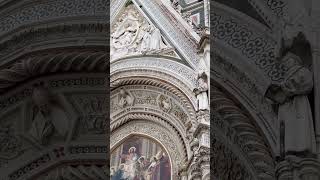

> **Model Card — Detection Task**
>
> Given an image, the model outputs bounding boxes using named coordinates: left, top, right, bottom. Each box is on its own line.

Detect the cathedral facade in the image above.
left=0, top=0, right=319, bottom=180
left=110, top=0, right=210, bottom=180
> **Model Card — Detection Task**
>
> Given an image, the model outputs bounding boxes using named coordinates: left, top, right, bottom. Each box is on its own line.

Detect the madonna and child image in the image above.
left=110, top=136, right=171, bottom=180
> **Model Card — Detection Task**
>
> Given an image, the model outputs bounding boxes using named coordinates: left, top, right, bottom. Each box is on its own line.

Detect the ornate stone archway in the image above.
left=110, top=56, right=199, bottom=179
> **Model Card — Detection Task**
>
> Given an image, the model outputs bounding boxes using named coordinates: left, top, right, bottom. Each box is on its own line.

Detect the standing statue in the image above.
left=193, top=72, right=209, bottom=111
left=266, top=32, right=316, bottom=156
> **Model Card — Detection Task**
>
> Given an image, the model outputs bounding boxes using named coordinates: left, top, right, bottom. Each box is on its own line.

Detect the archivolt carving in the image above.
left=0, top=49, right=108, bottom=94
left=111, top=56, right=197, bottom=87
left=111, top=68, right=197, bottom=118
left=0, top=0, right=108, bottom=36
left=211, top=131, right=253, bottom=180
left=34, top=163, right=108, bottom=180
left=211, top=85, right=276, bottom=179
left=212, top=52, right=278, bottom=146
left=0, top=24, right=109, bottom=64
left=110, top=113, right=188, bottom=159
left=110, top=85, right=191, bottom=158
left=211, top=9, right=285, bottom=82
left=111, top=120, right=187, bottom=180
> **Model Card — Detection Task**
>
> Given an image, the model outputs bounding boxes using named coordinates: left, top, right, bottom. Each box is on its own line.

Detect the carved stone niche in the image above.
left=111, top=120, right=188, bottom=180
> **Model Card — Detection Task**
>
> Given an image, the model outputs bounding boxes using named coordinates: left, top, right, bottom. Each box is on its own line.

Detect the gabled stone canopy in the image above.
left=110, top=2, right=182, bottom=62
left=111, top=0, right=203, bottom=70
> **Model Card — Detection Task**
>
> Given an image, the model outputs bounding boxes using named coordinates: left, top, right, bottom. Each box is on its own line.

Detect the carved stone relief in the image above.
left=26, top=86, right=70, bottom=146
left=111, top=85, right=190, bottom=127
left=111, top=4, right=173, bottom=61
left=69, top=93, right=108, bottom=135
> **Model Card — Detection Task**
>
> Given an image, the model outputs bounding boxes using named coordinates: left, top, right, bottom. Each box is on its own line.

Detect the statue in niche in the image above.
left=265, top=32, right=316, bottom=156
left=28, top=85, right=69, bottom=145
left=194, top=72, right=209, bottom=111
left=118, top=88, right=135, bottom=108
left=157, top=94, right=172, bottom=113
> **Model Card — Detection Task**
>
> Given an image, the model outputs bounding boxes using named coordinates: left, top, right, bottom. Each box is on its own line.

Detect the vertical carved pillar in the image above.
left=190, top=110, right=210, bottom=180
left=203, top=0, right=210, bottom=28
left=199, top=147, right=210, bottom=180
left=310, top=23, right=320, bottom=154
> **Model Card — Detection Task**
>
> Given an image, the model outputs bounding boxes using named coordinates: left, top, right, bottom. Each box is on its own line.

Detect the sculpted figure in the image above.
left=139, top=24, right=152, bottom=52
left=186, top=119, right=198, bottom=141
left=28, top=86, right=54, bottom=145
left=118, top=88, right=135, bottom=108
left=266, top=32, right=316, bottom=156
left=157, top=94, right=172, bottom=113
left=194, top=72, right=209, bottom=111
left=28, top=86, right=69, bottom=145
left=150, top=26, right=167, bottom=51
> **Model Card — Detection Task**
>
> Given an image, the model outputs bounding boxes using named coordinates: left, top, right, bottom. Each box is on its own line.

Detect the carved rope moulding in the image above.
left=111, top=57, right=197, bottom=88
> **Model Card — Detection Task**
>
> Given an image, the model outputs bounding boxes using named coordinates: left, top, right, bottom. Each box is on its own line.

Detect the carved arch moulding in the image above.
left=0, top=0, right=108, bottom=38
left=110, top=56, right=199, bottom=110
left=0, top=73, right=110, bottom=180
left=210, top=84, right=277, bottom=180
left=211, top=53, right=279, bottom=153
left=0, top=45, right=111, bottom=179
